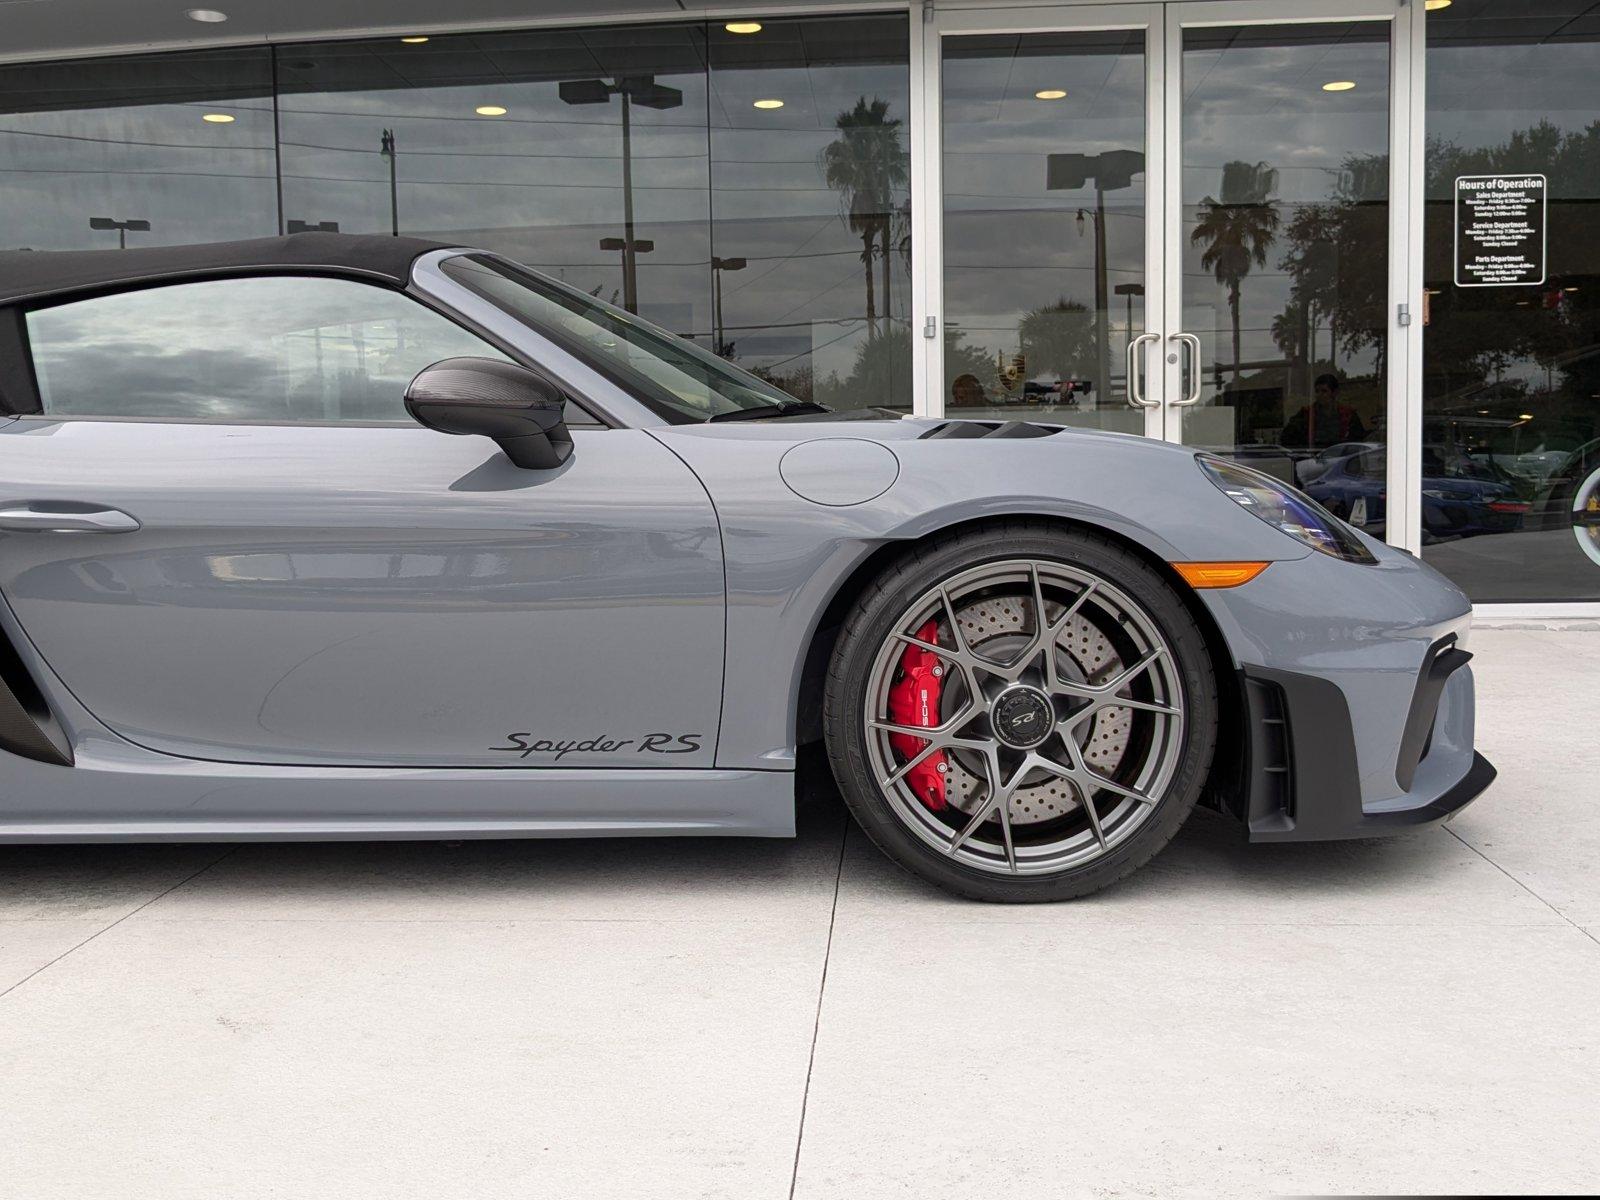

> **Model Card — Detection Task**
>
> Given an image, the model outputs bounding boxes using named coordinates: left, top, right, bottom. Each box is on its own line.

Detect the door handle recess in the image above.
left=1169, top=332, right=1203, bottom=407
left=0, top=505, right=141, bottom=533
left=1125, top=332, right=1160, bottom=410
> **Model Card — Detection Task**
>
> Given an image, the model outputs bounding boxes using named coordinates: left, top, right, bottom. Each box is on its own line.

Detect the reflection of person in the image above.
left=951, top=373, right=985, bottom=409
left=1281, top=373, right=1367, bottom=450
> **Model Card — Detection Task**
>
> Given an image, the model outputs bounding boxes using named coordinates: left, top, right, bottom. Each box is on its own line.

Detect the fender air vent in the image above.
left=919, top=420, right=1061, bottom=440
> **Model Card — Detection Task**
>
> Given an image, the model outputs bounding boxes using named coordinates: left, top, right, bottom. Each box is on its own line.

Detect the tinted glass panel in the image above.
left=1421, top=3, right=1600, bottom=601
left=442, top=254, right=793, bottom=423
left=1180, top=23, right=1390, bottom=518
left=275, top=28, right=711, bottom=339
left=28, top=276, right=502, bottom=421
left=0, top=48, right=278, bottom=251
left=942, top=31, right=1146, bottom=428
left=709, top=15, right=912, bottom=412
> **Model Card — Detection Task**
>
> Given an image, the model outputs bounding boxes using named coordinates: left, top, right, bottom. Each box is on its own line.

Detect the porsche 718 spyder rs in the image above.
left=0, top=235, right=1494, bottom=902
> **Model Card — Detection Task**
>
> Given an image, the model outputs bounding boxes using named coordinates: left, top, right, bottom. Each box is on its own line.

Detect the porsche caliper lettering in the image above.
left=490, top=733, right=703, bottom=761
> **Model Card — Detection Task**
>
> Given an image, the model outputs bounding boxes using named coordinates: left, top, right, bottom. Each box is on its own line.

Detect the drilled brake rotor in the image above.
left=942, top=595, right=1131, bottom=824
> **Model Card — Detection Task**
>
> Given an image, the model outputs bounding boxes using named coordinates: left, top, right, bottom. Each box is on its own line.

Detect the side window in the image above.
left=25, top=275, right=511, bottom=423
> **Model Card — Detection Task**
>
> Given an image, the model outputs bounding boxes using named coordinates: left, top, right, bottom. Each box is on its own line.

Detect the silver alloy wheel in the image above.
left=863, top=558, right=1186, bottom=877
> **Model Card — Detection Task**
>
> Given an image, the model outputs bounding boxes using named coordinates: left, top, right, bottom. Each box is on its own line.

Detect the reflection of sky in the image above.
left=29, top=275, right=497, bottom=419
left=1182, top=28, right=1390, bottom=393
left=941, top=33, right=1146, bottom=370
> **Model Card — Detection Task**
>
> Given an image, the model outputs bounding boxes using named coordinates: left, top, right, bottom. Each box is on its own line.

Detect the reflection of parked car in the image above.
left=1294, top=441, right=1381, bottom=488
left=1304, top=447, right=1530, bottom=541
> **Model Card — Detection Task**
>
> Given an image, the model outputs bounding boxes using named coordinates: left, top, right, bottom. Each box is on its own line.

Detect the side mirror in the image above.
left=405, top=357, right=574, bottom=470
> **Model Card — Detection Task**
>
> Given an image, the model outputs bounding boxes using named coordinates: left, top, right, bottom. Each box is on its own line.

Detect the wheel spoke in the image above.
left=1103, top=697, right=1182, bottom=717
left=994, top=790, right=1019, bottom=873
left=879, top=737, right=942, bottom=789
left=868, top=702, right=977, bottom=745
left=1076, top=781, right=1109, bottom=849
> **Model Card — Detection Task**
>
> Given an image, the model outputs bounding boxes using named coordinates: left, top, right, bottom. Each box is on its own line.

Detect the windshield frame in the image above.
left=438, top=253, right=802, bottom=426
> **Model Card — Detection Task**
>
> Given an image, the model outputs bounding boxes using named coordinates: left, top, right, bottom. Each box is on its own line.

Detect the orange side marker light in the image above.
left=1171, top=561, right=1270, bottom=589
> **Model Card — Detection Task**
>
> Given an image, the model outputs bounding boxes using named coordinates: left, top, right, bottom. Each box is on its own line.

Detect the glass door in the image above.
left=924, top=4, right=1166, bottom=436
left=925, top=1, right=1410, bottom=543
left=1163, top=1, right=1407, bottom=536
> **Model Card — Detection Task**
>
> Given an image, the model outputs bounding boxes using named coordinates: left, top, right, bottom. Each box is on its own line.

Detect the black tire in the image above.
left=823, top=520, right=1218, bottom=902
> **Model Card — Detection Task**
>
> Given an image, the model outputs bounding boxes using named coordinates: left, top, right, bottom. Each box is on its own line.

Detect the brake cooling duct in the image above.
left=886, top=619, right=948, bottom=810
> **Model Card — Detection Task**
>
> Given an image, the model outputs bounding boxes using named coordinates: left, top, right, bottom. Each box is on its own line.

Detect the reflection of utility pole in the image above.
left=1047, top=150, right=1143, bottom=405
left=560, top=75, right=683, bottom=314
left=711, top=255, right=746, bottom=357
left=89, top=216, right=150, bottom=250
left=379, top=129, right=399, bottom=236
left=287, top=219, right=340, bottom=234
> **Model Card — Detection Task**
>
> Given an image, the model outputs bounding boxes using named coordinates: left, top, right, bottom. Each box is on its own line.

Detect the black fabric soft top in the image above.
left=0, top=232, right=457, bottom=306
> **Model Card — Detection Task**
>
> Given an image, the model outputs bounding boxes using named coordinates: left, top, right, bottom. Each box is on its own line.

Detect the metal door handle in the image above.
left=1168, top=332, right=1202, bottom=407
left=1125, top=332, right=1160, bottom=410
left=0, top=505, right=141, bottom=533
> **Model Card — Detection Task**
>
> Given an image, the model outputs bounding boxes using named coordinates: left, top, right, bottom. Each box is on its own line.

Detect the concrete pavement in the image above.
left=0, top=628, right=1595, bottom=1198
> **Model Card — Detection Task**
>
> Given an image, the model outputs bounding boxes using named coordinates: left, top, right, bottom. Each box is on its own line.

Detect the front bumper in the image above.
left=1199, top=538, right=1495, bottom=843
left=1232, top=657, right=1495, bottom=842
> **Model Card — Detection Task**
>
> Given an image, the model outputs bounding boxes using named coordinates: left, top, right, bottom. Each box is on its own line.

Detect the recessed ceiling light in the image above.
left=475, top=105, right=507, bottom=116
left=400, top=36, right=430, bottom=44
left=201, top=113, right=235, bottom=123
left=1034, top=89, right=1067, bottom=100
left=185, top=8, right=228, bottom=22
left=752, top=98, right=784, bottom=109
left=725, top=21, right=762, bottom=34
left=1424, top=0, right=1451, bottom=9
left=1519, top=413, right=1535, bottom=421
left=1322, top=80, right=1356, bottom=92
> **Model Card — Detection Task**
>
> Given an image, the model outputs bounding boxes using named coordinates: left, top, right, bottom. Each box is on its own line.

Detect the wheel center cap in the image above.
left=991, top=686, right=1055, bottom=750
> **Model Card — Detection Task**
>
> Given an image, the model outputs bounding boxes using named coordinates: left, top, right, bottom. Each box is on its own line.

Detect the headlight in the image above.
left=1197, top=454, right=1376, bottom=563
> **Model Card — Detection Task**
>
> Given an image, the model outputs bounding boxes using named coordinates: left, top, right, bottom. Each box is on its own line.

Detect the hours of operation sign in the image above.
left=1454, top=174, right=1547, bottom=287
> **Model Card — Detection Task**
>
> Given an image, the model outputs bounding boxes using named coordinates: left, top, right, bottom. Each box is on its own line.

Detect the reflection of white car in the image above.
left=1294, top=441, right=1382, bottom=487
left=1511, top=448, right=1573, bottom=483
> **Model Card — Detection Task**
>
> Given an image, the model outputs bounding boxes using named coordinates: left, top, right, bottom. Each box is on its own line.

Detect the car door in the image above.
left=0, top=272, right=724, bottom=768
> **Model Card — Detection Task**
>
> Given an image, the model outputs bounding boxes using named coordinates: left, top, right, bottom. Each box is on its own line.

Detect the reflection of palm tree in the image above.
left=1191, top=160, right=1280, bottom=390
left=822, top=97, right=907, bottom=340
left=1018, top=299, right=1094, bottom=381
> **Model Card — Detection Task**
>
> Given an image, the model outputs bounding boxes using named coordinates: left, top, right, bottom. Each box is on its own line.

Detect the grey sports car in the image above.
left=0, top=235, right=1493, bottom=901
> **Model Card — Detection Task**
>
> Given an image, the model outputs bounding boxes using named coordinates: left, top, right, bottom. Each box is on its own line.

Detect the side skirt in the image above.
left=0, top=744, right=798, bottom=841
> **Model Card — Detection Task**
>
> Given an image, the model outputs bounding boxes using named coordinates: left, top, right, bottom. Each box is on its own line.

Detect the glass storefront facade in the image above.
left=0, top=15, right=913, bottom=412
left=1420, top=4, right=1600, bottom=602
left=2, top=1, right=1598, bottom=608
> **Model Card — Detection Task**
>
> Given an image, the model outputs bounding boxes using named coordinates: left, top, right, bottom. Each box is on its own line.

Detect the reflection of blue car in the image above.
left=1305, top=448, right=1530, bottom=541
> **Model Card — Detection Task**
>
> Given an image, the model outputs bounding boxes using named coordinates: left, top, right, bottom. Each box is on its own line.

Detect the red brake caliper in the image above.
left=887, top=619, right=948, bottom=810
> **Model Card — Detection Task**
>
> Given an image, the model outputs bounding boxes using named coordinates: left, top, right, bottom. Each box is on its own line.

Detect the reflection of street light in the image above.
left=1113, top=281, right=1144, bottom=334
left=287, top=219, right=340, bottom=234
left=711, top=255, right=746, bottom=357
left=379, top=129, right=399, bottom=236
left=1047, top=149, right=1143, bottom=404
left=89, top=216, right=150, bottom=250
left=600, top=236, right=654, bottom=297
left=561, top=75, right=683, bottom=314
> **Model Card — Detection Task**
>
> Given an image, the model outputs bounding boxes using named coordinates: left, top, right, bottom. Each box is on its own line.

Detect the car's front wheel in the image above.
left=823, top=522, right=1217, bottom=902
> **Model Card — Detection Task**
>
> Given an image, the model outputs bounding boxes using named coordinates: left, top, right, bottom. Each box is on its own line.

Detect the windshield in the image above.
left=439, top=254, right=807, bottom=424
